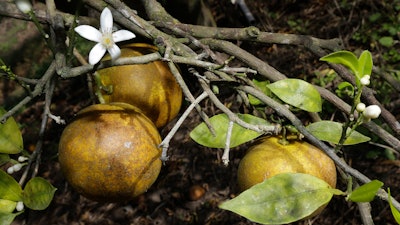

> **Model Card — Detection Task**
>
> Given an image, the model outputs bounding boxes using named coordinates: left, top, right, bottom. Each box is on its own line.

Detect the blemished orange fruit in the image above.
left=97, top=43, right=183, bottom=128
left=58, top=103, right=162, bottom=202
left=237, top=136, right=337, bottom=192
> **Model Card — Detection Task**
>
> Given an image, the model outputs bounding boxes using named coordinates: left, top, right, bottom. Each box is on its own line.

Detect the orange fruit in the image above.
left=237, top=136, right=336, bottom=192
left=97, top=43, right=182, bottom=128
left=58, top=103, right=162, bottom=202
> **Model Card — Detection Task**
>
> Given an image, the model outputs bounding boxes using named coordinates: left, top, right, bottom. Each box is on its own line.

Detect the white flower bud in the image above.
left=18, top=156, right=29, bottom=162
left=360, top=75, right=370, bottom=86
left=7, top=166, right=14, bottom=174
left=13, top=163, right=23, bottom=172
left=15, top=0, right=32, bottom=13
left=356, top=103, right=366, bottom=112
left=16, top=201, right=24, bottom=212
left=363, top=105, right=381, bottom=119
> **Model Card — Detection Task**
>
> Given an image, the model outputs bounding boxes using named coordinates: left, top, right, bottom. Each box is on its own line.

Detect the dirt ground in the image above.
left=2, top=0, right=400, bottom=224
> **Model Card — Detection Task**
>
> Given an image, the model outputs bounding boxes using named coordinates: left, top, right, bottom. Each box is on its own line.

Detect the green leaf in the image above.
left=0, top=108, right=23, bottom=154
left=306, top=121, right=370, bottom=145
left=248, top=79, right=271, bottom=105
left=320, top=51, right=359, bottom=75
left=388, top=188, right=400, bottom=224
left=379, top=36, right=394, bottom=47
left=0, top=170, right=22, bottom=201
left=0, top=199, right=16, bottom=213
left=0, top=154, right=10, bottom=167
left=266, top=79, right=322, bottom=112
left=0, top=211, right=22, bottom=225
left=219, top=173, right=338, bottom=224
left=347, top=180, right=383, bottom=202
left=336, top=81, right=355, bottom=97
left=22, top=177, right=56, bottom=210
left=357, top=50, right=373, bottom=78
left=190, top=114, right=270, bottom=148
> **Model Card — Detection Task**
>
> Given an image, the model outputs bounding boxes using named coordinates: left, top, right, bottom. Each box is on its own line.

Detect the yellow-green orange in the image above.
left=58, top=103, right=162, bottom=202
left=237, top=136, right=336, bottom=192
left=97, top=43, right=182, bottom=128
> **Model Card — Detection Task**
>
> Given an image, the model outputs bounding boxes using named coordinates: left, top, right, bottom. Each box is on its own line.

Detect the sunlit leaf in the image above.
left=0, top=199, right=16, bottom=213
left=219, top=173, right=339, bottom=224
left=0, top=211, right=22, bottom=225
left=0, top=170, right=22, bottom=201
left=22, top=177, right=56, bottom=210
left=388, top=188, right=400, bottom=224
left=190, top=114, right=271, bottom=148
left=0, top=108, right=23, bottom=154
left=306, top=121, right=370, bottom=145
left=267, top=79, right=322, bottom=112
left=320, top=51, right=359, bottom=75
left=347, top=180, right=383, bottom=202
left=357, top=50, right=373, bottom=78
left=248, top=79, right=271, bottom=105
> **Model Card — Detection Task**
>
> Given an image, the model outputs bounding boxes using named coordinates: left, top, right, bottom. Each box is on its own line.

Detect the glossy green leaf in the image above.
left=306, top=121, right=370, bottom=145
left=347, top=180, right=383, bottom=202
left=0, top=108, right=23, bottom=154
left=357, top=50, right=373, bottom=78
left=388, top=188, right=400, bottom=224
left=0, top=211, right=22, bottom=225
left=0, top=170, right=22, bottom=201
left=320, top=51, right=359, bottom=75
left=219, top=173, right=337, bottom=224
left=267, top=79, right=322, bottom=112
left=0, top=199, right=16, bottom=213
left=22, top=177, right=56, bottom=210
left=248, top=79, right=271, bottom=105
left=190, top=114, right=270, bottom=148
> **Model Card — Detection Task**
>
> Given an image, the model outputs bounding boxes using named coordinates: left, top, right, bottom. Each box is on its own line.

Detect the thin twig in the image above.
left=167, top=62, right=215, bottom=135
left=60, top=52, right=162, bottom=78
left=159, top=92, right=209, bottom=162
left=0, top=61, right=57, bottom=123
left=222, top=120, right=234, bottom=166
left=198, top=78, right=278, bottom=134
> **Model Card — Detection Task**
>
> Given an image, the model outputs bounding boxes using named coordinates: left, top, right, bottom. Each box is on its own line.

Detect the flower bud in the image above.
left=360, top=75, right=370, bottom=86
left=356, top=103, right=366, bottom=112
left=16, top=201, right=24, bottom=211
left=363, top=105, right=381, bottom=119
left=18, top=156, right=29, bottom=162
left=7, top=166, right=14, bottom=174
left=13, top=163, right=23, bottom=172
left=15, top=0, right=32, bottom=14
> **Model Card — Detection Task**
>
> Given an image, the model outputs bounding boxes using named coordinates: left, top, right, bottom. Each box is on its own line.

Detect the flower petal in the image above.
left=75, top=25, right=102, bottom=42
left=113, top=30, right=136, bottom=42
left=88, top=43, right=107, bottom=65
left=100, top=7, right=113, bottom=32
left=107, top=44, right=121, bottom=61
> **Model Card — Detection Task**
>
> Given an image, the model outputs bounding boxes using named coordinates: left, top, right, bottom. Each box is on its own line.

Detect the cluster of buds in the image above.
left=355, top=74, right=381, bottom=122
left=356, top=103, right=381, bottom=122
left=7, top=156, right=28, bottom=174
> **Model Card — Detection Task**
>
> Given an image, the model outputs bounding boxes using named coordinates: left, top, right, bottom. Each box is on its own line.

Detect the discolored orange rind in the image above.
left=237, top=136, right=337, bottom=192
left=58, top=103, right=162, bottom=202
left=97, top=43, right=183, bottom=128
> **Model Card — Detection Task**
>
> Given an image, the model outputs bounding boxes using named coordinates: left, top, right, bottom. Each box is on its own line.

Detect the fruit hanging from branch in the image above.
left=58, top=103, right=162, bottom=202
left=97, top=43, right=183, bottom=128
